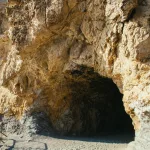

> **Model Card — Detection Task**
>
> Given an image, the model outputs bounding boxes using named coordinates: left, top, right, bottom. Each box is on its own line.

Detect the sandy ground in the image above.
left=0, top=133, right=134, bottom=150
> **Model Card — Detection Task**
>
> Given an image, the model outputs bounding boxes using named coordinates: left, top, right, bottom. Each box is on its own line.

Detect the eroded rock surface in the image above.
left=0, top=0, right=150, bottom=149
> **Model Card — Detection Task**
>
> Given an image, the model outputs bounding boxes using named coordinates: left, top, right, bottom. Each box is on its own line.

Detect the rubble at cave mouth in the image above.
left=60, top=67, right=135, bottom=136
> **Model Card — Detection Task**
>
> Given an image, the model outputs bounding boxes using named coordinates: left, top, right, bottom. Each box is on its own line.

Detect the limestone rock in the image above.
left=0, top=0, right=150, bottom=149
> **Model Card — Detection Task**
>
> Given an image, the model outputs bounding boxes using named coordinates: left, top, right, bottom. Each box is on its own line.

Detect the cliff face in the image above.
left=1, top=0, right=150, bottom=149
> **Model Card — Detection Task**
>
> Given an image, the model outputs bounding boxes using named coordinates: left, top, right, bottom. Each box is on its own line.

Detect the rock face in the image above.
left=1, top=0, right=150, bottom=149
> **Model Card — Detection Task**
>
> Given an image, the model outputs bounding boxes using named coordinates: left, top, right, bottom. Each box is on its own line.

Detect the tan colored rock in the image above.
left=1, top=0, right=150, bottom=149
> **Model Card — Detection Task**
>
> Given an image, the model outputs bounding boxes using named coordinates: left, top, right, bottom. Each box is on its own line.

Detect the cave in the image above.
left=63, top=66, right=134, bottom=137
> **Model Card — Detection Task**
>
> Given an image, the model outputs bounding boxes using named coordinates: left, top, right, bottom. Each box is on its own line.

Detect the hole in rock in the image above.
left=126, top=8, right=136, bottom=22
left=61, top=66, right=135, bottom=140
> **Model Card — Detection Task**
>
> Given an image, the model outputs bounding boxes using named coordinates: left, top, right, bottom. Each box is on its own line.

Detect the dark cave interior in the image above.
left=29, top=66, right=135, bottom=140
left=65, top=66, right=134, bottom=136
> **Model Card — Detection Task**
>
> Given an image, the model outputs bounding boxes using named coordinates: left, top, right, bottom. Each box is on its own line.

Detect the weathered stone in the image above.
left=0, top=0, right=150, bottom=149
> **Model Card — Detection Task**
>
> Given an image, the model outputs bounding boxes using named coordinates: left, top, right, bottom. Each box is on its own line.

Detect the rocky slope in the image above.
left=0, top=0, right=150, bottom=149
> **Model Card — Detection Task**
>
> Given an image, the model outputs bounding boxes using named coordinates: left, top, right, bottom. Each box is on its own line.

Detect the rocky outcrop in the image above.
left=1, top=0, right=150, bottom=149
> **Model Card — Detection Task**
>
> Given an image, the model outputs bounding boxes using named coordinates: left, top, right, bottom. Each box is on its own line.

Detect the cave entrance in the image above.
left=65, top=66, right=134, bottom=137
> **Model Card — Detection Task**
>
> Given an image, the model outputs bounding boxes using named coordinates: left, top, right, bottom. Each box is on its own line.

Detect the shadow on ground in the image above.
left=35, top=130, right=135, bottom=144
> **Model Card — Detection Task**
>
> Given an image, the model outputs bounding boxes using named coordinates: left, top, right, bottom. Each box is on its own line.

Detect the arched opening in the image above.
left=18, top=65, right=134, bottom=144
left=62, top=66, right=134, bottom=138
